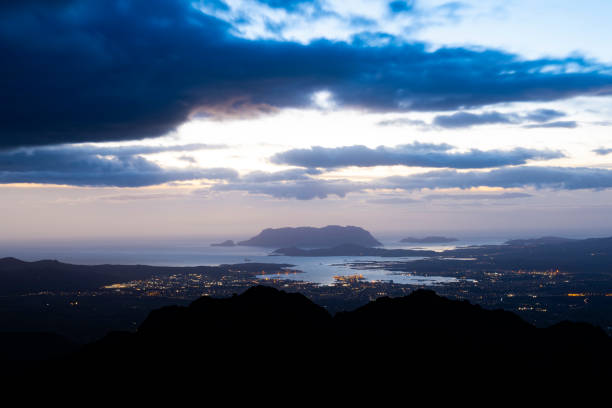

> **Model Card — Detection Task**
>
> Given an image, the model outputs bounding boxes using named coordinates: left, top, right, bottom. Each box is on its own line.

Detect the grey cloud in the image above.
left=523, top=121, right=578, bottom=129
left=271, top=143, right=564, bottom=169
left=204, top=165, right=612, bottom=201
left=524, top=109, right=567, bottom=123
left=366, top=197, right=419, bottom=205
left=213, top=179, right=365, bottom=200
left=594, top=147, right=612, bottom=156
left=376, top=118, right=428, bottom=127
left=433, top=111, right=519, bottom=128
left=382, top=166, right=612, bottom=191
left=0, top=144, right=237, bottom=187
left=432, top=109, right=569, bottom=129
left=423, top=192, right=533, bottom=200
left=239, top=168, right=322, bottom=183
left=100, top=193, right=187, bottom=201
left=178, top=155, right=197, bottom=164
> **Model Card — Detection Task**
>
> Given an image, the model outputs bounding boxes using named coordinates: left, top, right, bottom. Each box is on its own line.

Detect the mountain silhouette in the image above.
left=60, top=286, right=611, bottom=384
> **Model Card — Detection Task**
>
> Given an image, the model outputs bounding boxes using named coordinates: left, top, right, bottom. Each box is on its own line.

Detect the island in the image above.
left=400, top=236, right=458, bottom=244
left=210, top=240, right=236, bottom=247
left=238, top=225, right=382, bottom=248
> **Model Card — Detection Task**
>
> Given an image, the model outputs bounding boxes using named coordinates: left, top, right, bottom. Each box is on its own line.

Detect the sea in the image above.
left=0, top=237, right=507, bottom=286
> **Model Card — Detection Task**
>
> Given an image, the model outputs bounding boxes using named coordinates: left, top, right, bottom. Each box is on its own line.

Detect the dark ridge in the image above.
left=49, top=286, right=610, bottom=382
left=238, top=225, right=382, bottom=248
left=0, top=257, right=27, bottom=266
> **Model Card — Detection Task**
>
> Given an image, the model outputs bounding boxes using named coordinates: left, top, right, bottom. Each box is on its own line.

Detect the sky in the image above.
left=2, top=0, right=612, bottom=242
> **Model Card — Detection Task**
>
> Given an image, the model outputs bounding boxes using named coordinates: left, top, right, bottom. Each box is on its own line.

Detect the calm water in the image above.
left=0, top=238, right=505, bottom=286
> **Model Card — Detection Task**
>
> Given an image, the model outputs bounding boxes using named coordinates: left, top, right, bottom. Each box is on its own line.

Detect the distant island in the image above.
left=400, top=236, right=458, bottom=244
left=210, top=240, right=236, bottom=247
left=273, top=244, right=435, bottom=257
left=238, top=225, right=382, bottom=248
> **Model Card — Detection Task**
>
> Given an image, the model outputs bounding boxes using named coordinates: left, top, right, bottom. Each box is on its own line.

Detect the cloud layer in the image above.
left=0, top=144, right=236, bottom=187
left=271, top=143, right=564, bottom=169
left=432, top=109, right=568, bottom=129
left=2, top=0, right=612, bottom=148
left=209, top=166, right=612, bottom=200
left=382, top=166, right=612, bottom=191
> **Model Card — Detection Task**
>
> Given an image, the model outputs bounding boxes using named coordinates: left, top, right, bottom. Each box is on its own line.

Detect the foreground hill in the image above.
left=238, top=225, right=382, bottom=247
left=60, top=286, right=611, bottom=380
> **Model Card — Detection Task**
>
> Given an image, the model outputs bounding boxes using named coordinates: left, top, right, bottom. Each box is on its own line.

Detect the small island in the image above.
left=239, top=225, right=382, bottom=248
left=400, top=236, right=458, bottom=244
left=210, top=240, right=236, bottom=247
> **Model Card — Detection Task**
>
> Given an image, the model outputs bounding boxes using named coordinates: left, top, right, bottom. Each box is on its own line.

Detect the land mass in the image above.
left=0, top=257, right=289, bottom=296
left=3, top=234, right=612, bottom=346
left=238, top=225, right=382, bottom=248
left=210, top=240, right=236, bottom=247
left=273, top=235, right=612, bottom=273
left=504, top=236, right=577, bottom=246
left=400, top=236, right=458, bottom=243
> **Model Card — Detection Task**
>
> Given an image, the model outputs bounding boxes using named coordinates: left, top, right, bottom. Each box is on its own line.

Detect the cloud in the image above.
left=524, top=109, right=567, bottom=123
left=376, top=118, right=428, bottom=127
left=208, top=168, right=358, bottom=200
left=196, top=165, right=612, bottom=201
left=432, top=109, right=568, bottom=129
left=0, top=144, right=237, bottom=187
left=366, top=197, right=419, bottom=205
left=389, top=1, right=415, bottom=14
left=382, top=166, right=612, bottom=191
left=423, top=192, right=533, bottom=200
left=433, top=111, right=519, bottom=128
left=594, top=147, right=612, bottom=156
left=523, top=121, right=578, bottom=129
left=213, top=178, right=365, bottom=200
left=270, top=143, right=564, bottom=169
left=2, top=0, right=612, bottom=148
left=239, top=168, right=322, bottom=183
left=100, top=193, right=187, bottom=201
left=255, top=0, right=317, bottom=12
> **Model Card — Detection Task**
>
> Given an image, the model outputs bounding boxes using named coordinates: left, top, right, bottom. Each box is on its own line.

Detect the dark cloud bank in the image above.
left=0, top=144, right=236, bottom=187
left=2, top=0, right=612, bottom=148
